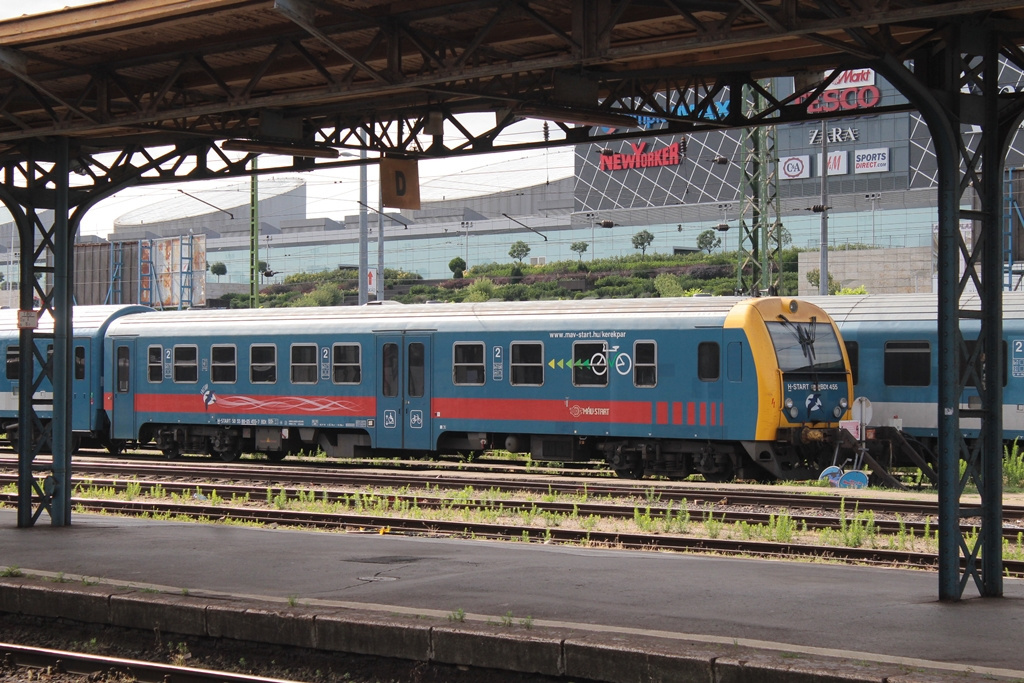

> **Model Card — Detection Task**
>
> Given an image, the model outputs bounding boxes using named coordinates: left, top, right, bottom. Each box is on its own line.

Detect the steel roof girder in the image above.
left=0, top=47, right=96, bottom=125
left=274, top=0, right=391, bottom=86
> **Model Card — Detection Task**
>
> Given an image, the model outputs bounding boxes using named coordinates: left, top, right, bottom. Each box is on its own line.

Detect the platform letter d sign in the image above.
left=381, top=157, right=421, bottom=209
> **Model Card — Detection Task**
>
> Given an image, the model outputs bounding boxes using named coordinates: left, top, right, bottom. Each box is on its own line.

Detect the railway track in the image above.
left=4, top=456, right=1022, bottom=576
left=1, top=469, right=1017, bottom=540
left=3, top=493, right=1017, bottom=576
left=0, top=642, right=296, bottom=683
left=0, top=454, right=1007, bottom=518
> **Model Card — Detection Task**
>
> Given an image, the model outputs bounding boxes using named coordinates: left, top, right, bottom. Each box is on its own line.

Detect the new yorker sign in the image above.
left=598, top=140, right=682, bottom=172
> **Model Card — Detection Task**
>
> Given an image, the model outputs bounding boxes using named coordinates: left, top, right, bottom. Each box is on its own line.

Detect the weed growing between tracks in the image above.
left=18, top=474, right=1024, bottom=565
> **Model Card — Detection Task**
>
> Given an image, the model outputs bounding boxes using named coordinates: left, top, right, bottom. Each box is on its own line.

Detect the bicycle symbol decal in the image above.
left=590, top=345, right=632, bottom=376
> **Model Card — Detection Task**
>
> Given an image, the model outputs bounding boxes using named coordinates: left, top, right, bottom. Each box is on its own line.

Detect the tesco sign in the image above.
left=854, top=147, right=890, bottom=174
left=797, top=69, right=881, bottom=113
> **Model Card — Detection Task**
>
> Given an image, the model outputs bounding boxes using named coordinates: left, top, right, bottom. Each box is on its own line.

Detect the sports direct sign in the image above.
left=854, top=147, right=890, bottom=173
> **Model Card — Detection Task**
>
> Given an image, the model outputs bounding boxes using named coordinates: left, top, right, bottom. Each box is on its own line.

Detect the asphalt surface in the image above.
left=2, top=508, right=1023, bottom=680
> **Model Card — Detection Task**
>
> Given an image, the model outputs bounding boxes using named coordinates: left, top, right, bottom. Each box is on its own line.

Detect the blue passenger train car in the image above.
left=0, top=304, right=151, bottom=449
left=101, top=296, right=853, bottom=480
left=812, top=292, right=1024, bottom=449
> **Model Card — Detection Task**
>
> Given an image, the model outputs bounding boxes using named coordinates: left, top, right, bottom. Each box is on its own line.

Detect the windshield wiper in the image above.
left=777, top=314, right=817, bottom=365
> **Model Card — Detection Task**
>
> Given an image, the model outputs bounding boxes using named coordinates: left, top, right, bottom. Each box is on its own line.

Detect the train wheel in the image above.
left=162, top=446, right=181, bottom=460
left=104, top=440, right=125, bottom=457
left=265, top=451, right=287, bottom=462
left=614, top=466, right=644, bottom=480
left=215, top=448, right=242, bottom=462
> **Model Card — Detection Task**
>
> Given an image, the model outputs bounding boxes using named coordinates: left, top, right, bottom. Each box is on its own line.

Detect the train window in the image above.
left=250, top=344, right=277, bottom=384
left=960, top=339, right=1008, bottom=388
left=290, top=344, right=318, bottom=384
left=453, top=342, right=485, bottom=385
left=211, top=345, right=236, bottom=383
left=147, top=345, right=162, bottom=382
left=408, top=342, right=425, bottom=397
left=117, top=346, right=130, bottom=393
left=75, top=346, right=85, bottom=381
left=634, top=341, right=656, bottom=387
left=845, top=341, right=859, bottom=386
left=6, top=346, right=56, bottom=379
left=573, top=341, right=607, bottom=386
left=698, top=342, right=719, bottom=381
left=332, top=343, right=361, bottom=384
left=382, top=342, right=399, bottom=396
left=510, top=342, right=544, bottom=386
left=173, top=345, right=199, bottom=383
left=884, top=341, right=930, bottom=386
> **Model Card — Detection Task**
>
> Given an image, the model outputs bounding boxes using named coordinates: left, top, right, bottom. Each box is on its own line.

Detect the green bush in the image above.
left=1005, top=439, right=1024, bottom=489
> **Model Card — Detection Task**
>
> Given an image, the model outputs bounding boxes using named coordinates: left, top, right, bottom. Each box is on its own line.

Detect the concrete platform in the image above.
left=2, top=507, right=1023, bottom=682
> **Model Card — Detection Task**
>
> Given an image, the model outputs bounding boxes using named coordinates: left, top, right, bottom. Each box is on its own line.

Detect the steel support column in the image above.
left=0, top=139, right=75, bottom=526
left=880, top=22, right=1024, bottom=599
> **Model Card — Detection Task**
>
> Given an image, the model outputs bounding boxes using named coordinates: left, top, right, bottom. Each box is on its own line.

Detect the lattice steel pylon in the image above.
left=736, top=82, right=783, bottom=297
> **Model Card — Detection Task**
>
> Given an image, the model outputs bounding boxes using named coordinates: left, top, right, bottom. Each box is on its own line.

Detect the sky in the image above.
left=0, top=1, right=570, bottom=237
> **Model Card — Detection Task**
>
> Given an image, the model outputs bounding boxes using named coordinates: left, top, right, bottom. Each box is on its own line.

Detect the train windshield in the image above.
left=766, top=315, right=846, bottom=373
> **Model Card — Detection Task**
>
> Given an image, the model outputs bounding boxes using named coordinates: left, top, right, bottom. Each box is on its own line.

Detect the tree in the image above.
left=448, top=256, right=466, bottom=279
left=210, top=262, right=227, bottom=282
left=696, top=229, right=721, bottom=254
left=778, top=225, right=793, bottom=248
left=509, top=240, right=531, bottom=264
left=570, top=241, right=589, bottom=262
left=632, top=229, right=655, bottom=257
left=805, top=268, right=840, bottom=295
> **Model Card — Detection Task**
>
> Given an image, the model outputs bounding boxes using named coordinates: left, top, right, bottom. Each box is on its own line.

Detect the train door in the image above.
left=71, top=340, right=90, bottom=431
left=109, top=338, right=136, bottom=439
left=698, top=336, right=724, bottom=440
left=721, top=339, right=745, bottom=437
left=375, top=335, right=432, bottom=451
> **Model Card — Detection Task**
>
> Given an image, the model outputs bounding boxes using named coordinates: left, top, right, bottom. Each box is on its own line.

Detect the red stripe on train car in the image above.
left=431, top=397, right=652, bottom=424
left=134, top=392, right=376, bottom=416
left=656, top=402, right=668, bottom=425
left=712, top=402, right=717, bottom=426
left=687, top=402, right=695, bottom=425
left=673, top=402, right=682, bottom=425
left=700, top=402, right=707, bottom=426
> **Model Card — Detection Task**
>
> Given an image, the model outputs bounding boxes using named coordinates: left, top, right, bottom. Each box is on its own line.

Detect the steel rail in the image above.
left=3, top=474, right=1020, bottom=542
left=0, top=642, right=294, bottom=683
left=1, top=456, right=1015, bottom=520
left=7, top=495, right=1020, bottom=577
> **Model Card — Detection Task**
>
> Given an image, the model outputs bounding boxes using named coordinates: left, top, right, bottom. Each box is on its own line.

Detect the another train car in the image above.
left=0, top=304, right=152, bottom=449
left=101, top=297, right=853, bottom=480
left=810, top=292, right=1024, bottom=450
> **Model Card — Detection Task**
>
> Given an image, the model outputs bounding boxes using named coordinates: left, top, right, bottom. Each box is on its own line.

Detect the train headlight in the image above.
left=789, top=406, right=799, bottom=419
left=833, top=406, right=843, bottom=418
left=839, top=397, right=848, bottom=409
left=784, top=398, right=794, bottom=409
